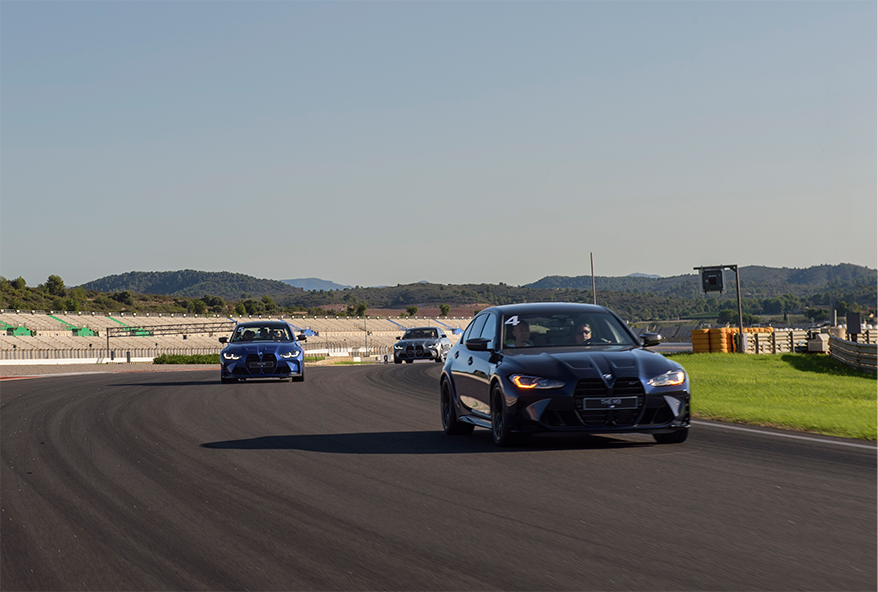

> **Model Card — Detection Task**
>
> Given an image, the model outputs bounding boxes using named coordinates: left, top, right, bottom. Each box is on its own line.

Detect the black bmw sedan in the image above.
left=439, top=302, right=690, bottom=446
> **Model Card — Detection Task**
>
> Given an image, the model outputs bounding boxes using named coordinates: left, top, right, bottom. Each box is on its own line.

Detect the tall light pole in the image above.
left=590, top=252, right=596, bottom=305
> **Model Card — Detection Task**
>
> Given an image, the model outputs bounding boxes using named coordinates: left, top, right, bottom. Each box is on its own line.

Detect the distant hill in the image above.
left=527, top=264, right=876, bottom=298
left=281, top=278, right=352, bottom=291
left=80, top=270, right=304, bottom=300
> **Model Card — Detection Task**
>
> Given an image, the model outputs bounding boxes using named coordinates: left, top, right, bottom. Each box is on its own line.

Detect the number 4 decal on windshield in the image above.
left=504, top=316, right=519, bottom=326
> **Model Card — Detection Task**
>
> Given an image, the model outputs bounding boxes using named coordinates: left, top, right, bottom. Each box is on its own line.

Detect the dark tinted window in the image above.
left=478, top=313, right=497, bottom=348
left=501, top=310, right=637, bottom=347
left=404, top=328, right=438, bottom=339
left=463, top=314, right=488, bottom=342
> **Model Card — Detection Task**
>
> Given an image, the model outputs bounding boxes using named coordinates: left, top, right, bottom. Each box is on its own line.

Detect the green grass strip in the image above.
left=668, top=353, right=877, bottom=440
left=153, top=353, right=220, bottom=365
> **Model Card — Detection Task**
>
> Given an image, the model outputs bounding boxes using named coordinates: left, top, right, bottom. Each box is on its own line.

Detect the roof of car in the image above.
left=233, top=320, right=293, bottom=328
left=484, top=302, right=611, bottom=315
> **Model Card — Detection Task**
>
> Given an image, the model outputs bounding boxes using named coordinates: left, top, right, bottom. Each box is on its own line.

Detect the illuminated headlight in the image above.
left=393, top=344, right=404, bottom=350
left=648, top=370, right=686, bottom=387
left=510, top=375, right=565, bottom=390
left=280, top=350, right=301, bottom=359
left=222, top=352, right=241, bottom=360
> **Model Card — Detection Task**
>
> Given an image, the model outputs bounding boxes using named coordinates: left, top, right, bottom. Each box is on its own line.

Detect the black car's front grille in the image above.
left=574, top=377, right=645, bottom=427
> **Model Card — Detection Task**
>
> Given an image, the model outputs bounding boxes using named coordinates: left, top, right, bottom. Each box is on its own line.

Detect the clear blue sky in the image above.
left=2, top=1, right=875, bottom=288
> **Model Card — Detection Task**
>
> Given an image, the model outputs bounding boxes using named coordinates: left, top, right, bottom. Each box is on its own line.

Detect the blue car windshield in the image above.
left=502, top=312, right=638, bottom=348
left=231, top=326, right=292, bottom=343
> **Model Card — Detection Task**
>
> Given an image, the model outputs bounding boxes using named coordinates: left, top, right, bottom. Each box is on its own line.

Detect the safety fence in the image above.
left=691, top=328, right=810, bottom=354
left=828, top=337, right=877, bottom=373
left=0, top=344, right=393, bottom=364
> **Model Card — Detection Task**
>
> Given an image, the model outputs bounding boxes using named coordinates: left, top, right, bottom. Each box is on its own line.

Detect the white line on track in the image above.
left=692, top=420, right=877, bottom=450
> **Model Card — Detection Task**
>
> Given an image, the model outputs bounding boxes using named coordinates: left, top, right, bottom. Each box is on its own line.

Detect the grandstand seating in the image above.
left=0, top=312, right=472, bottom=360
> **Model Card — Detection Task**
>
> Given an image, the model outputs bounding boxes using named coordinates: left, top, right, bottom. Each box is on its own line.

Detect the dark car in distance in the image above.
left=439, top=302, right=690, bottom=446
left=219, top=320, right=306, bottom=383
left=393, top=326, right=452, bottom=364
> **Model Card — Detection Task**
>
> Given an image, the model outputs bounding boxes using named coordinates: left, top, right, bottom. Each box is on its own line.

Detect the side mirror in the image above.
left=465, top=337, right=490, bottom=351
left=640, top=333, right=662, bottom=347
left=297, top=334, right=307, bottom=342
left=219, top=337, right=228, bottom=344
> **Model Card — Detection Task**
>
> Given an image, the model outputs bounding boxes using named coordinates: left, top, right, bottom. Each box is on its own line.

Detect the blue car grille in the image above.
left=232, top=353, right=279, bottom=376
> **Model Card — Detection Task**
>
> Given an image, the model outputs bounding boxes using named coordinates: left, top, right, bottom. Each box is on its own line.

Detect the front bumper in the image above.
left=505, top=384, right=690, bottom=434
left=394, top=344, right=443, bottom=361
left=222, top=354, right=303, bottom=379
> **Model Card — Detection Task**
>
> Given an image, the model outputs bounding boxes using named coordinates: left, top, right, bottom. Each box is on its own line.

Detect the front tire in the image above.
left=653, top=429, right=688, bottom=444
left=221, top=376, right=236, bottom=384
left=441, top=380, right=474, bottom=435
left=491, top=385, right=526, bottom=447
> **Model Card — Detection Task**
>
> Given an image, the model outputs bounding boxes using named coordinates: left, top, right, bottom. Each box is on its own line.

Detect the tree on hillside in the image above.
left=717, top=309, right=760, bottom=326
left=406, top=305, right=418, bottom=317
left=46, top=275, right=65, bottom=296
left=439, top=304, right=450, bottom=316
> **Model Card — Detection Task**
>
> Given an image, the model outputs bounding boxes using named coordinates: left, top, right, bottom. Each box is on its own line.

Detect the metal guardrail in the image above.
left=746, top=330, right=810, bottom=354
left=0, top=344, right=394, bottom=363
left=829, top=336, right=877, bottom=373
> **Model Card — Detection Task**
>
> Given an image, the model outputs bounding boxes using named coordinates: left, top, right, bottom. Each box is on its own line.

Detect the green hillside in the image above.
left=527, top=263, right=876, bottom=298
left=79, top=270, right=303, bottom=300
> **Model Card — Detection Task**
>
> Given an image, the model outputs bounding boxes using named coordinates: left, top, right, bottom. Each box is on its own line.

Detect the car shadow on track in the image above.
left=110, top=381, right=219, bottom=387
left=201, top=430, right=655, bottom=454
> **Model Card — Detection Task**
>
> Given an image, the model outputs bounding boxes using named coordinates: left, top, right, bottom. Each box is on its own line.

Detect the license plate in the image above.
left=584, top=396, right=638, bottom=410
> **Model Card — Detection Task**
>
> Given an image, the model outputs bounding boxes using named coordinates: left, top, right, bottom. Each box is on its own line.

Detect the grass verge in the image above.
left=668, top=353, right=877, bottom=440
left=153, top=353, right=221, bottom=365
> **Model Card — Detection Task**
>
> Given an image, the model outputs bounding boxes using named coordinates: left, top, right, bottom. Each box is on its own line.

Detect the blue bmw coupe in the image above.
left=219, top=320, right=306, bottom=383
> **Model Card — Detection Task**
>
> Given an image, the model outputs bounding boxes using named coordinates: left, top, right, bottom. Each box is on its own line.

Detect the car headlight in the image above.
left=510, top=374, right=565, bottom=390
left=280, top=350, right=301, bottom=359
left=393, top=344, right=403, bottom=350
left=222, top=352, right=241, bottom=360
left=648, top=370, right=686, bottom=387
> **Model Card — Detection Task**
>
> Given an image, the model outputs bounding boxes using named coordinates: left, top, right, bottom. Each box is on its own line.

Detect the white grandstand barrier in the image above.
left=0, top=347, right=222, bottom=364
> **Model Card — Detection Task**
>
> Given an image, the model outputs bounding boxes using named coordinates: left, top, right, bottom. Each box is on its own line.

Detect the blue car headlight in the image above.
left=510, top=374, right=565, bottom=390
left=222, top=352, right=241, bottom=361
left=279, top=350, right=301, bottom=359
left=648, top=370, right=686, bottom=387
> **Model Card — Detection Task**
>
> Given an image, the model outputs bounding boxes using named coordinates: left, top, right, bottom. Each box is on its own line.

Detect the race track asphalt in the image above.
left=1, top=363, right=875, bottom=591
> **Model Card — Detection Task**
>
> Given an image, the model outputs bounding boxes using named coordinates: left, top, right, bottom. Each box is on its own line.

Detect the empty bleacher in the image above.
left=0, top=311, right=473, bottom=361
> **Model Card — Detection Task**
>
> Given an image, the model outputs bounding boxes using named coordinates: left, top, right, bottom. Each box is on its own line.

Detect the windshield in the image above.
left=404, top=328, right=439, bottom=340
left=231, top=325, right=292, bottom=343
left=501, top=312, right=637, bottom=348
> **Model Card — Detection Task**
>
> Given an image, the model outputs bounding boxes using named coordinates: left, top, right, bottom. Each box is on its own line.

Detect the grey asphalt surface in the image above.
left=1, top=363, right=875, bottom=591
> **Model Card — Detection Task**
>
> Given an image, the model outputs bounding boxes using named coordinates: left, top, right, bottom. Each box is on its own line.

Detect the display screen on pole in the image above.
left=701, top=268, right=724, bottom=292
